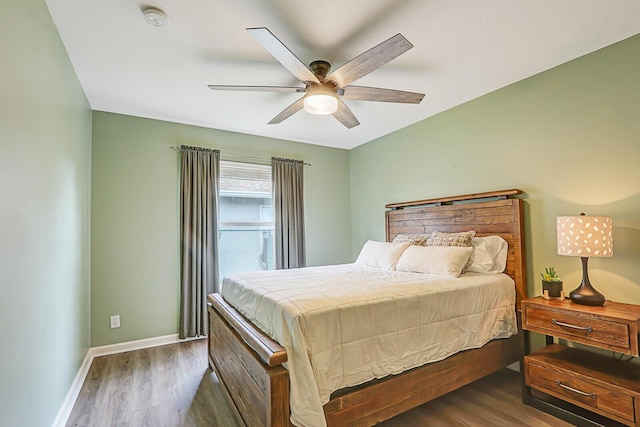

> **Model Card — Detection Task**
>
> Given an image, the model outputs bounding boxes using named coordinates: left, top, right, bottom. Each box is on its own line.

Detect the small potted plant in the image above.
left=541, top=266, right=563, bottom=299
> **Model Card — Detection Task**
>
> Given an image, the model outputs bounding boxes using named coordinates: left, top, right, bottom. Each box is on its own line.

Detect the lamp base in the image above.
left=569, top=284, right=605, bottom=306
left=569, top=256, right=606, bottom=306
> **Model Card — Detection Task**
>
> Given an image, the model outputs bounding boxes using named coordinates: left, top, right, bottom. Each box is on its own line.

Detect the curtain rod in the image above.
left=169, top=146, right=310, bottom=166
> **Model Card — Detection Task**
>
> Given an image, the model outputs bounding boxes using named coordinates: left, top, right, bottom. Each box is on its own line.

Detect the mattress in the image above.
left=221, top=264, right=517, bottom=427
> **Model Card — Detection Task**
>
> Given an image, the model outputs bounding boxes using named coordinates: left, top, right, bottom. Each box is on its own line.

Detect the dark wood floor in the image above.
left=67, top=339, right=572, bottom=427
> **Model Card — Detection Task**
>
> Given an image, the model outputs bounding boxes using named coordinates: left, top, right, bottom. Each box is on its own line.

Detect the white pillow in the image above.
left=396, top=245, right=473, bottom=277
left=355, top=240, right=410, bottom=270
left=466, top=236, right=508, bottom=274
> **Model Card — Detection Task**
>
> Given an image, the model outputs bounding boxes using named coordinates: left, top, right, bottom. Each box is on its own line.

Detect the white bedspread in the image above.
left=221, top=264, right=517, bottom=427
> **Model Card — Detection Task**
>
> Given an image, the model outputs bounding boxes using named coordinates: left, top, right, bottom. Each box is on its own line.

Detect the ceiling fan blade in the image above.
left=340, top=85, right=424, bottom=104
left=268, top=97, right=305, bottom=124
left=247, top=27, right=321, bottom=85
left=332, top=99, right=360, bottom=129
left=208, top=85, right=305, bottom=93
left=325, top=34, right=413, bottom=87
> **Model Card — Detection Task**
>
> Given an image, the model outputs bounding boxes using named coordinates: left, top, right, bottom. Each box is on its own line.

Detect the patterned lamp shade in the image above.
left=556, top=214, right=613, bottom=306
left=557, top=215, right=613, bottom=258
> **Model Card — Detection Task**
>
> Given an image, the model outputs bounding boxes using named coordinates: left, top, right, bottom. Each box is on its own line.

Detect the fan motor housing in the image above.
left=309, top=60, right=331, bottom=78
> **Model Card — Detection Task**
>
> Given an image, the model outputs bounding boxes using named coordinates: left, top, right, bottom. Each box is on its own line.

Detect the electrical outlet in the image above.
left=110, top=315, right=120, bottom=329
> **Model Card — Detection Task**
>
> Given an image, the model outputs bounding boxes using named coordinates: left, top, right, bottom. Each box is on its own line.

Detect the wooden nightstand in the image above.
left=522, top=297, right=640, bottom=427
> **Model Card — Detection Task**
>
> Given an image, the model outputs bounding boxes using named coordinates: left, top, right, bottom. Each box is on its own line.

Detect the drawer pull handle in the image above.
left=555, top=380, right=596, bottom=398
left=551, top=319, right=593, bottom=332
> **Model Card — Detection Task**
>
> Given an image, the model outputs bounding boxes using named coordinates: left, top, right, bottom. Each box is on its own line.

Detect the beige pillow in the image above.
left=396, top=245, right=473, bottom=277
left=392, top=234, right=428, bottom=246
left=427, top=230, right=476, bottom=247
left=355, top=240, right=410, bottom=270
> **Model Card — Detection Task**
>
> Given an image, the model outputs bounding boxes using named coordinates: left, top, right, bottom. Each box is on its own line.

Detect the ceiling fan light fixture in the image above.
left=303, top=85, right=338, bottom=115
left=208, top=28, right=424, bottom=127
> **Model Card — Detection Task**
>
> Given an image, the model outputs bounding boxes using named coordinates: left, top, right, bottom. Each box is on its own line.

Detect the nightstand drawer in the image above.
left=522, top=298, right=640, bottom=426
left=523, top=304, right=634, bottom=354
left=525, top=356, right=635, bottom=423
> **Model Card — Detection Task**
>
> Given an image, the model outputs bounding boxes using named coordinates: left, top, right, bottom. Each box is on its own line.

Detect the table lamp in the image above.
left=557, top=214, right=613, bottom=306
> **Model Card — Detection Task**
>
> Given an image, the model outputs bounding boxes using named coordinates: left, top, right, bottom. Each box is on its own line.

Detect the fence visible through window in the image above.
left=218, top=160, right=274, bottom=283
left=219, top=222, right=274, bottom=281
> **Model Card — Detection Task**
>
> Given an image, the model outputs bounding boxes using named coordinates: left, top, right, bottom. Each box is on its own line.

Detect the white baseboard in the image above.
left=51, top=349, right=94, bottom=427
left=52, top=333, right=204, bottom=427
left=90, top=333, right=181, bottom=357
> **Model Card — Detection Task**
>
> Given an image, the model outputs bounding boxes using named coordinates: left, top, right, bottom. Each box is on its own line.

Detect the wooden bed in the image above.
left=207, top=189, right=527, bottom=426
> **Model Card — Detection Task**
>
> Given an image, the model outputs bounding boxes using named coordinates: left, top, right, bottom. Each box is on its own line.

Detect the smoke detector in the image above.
left=143, top=7, right=168, bottom=27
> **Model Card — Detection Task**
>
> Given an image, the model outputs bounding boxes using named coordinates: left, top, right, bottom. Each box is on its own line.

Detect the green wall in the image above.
left=4, top=1, right=638, bottom=421
left=350, top=34, right=640, bottom=305
left=0, top=1, right=92, bottom=426
left=91, top=112, right=352, bottom=346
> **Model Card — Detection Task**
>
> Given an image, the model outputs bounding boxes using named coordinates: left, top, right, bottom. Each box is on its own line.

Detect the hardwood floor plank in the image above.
left=67, top=339, right=245, bottom=427
left=67, top=339, right=571, bottom=427
left=128, top=405, right=162, bottom=427
left=130, top=349, right=161, bottom=412
left=192, top=369, right=246, bottom=427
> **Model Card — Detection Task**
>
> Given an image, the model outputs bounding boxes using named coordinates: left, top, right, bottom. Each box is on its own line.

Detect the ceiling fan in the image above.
left=208, top=27, right=425, bottom=129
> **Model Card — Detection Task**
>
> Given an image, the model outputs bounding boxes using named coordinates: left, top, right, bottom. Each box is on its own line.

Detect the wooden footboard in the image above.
left=208, top=294, right=289, bottom=426
left=208, top=292, right=521, bottom=426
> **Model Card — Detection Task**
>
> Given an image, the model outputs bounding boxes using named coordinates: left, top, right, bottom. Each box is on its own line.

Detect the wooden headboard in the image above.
left=385, top=189, right=527, bottom=309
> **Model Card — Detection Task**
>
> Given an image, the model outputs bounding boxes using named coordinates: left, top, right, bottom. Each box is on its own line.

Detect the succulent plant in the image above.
left=540, top=266, right=562, bottom=282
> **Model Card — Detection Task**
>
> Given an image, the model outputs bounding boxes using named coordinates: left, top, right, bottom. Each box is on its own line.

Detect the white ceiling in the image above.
left=45, top=0, right=640, bottom=150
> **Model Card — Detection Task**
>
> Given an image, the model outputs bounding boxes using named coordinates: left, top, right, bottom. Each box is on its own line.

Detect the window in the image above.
left=218, top=161, right=274, bottom=281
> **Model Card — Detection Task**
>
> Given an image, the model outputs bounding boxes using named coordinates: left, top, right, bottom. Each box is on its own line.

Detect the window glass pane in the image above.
left=219, top=161, right=274, bottom=282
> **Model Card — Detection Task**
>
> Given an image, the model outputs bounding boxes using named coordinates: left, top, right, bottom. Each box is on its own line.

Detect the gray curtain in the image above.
left=272, top=157, right=305, bottom=269
left=179, top=146, right=220, bottom=338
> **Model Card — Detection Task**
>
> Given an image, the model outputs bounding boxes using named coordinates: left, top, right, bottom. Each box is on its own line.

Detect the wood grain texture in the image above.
left=209, top=294, right=287, bottom=366
left=385, top=196, right=526, bottom=310
left=324, top=336, right=521, bottom=426
left=340, top=86, right=424, bottom=103
left=524, top=344, right=640, bottom=426
left=246, top=28, right=320, bottom=85
left=66, top=340, right=244, bottom=427
left=332, top=98, right=359, bottom=128
left=385, top=189, right=523, bottom=209
left=379, top=368, right=572, bottom=427
left=268, top=97, right=305, bottom=125
left=207, top=85, right=305, bottom=93
left=208, top=302, right=289, bottom=427
left=66, top=339, right=571, bottom=427
left=325, top=33, right=413, bottom=88
left=207, top=190, right=528, bottom=426
left=522, top=297, right=640, bottom=356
